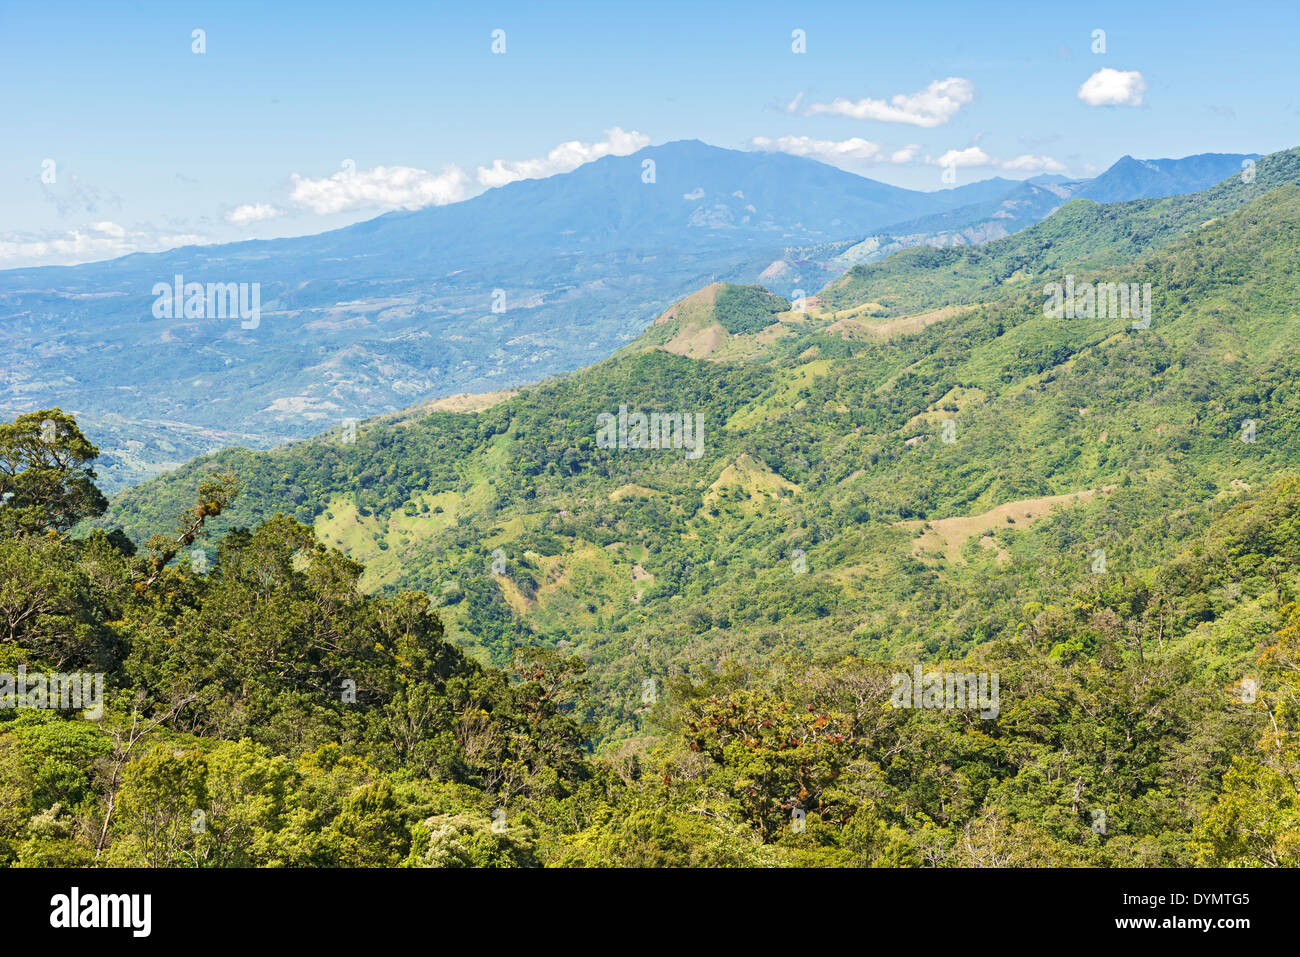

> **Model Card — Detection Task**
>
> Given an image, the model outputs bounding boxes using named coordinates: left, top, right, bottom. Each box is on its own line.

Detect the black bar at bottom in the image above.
left=3, top=866, right=1277, bottom=943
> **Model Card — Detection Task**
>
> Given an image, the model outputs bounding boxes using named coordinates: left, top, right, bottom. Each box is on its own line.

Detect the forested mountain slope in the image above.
left=7, top=148, right=1300, bottom=867
left=820, top=147, right=1297, bottom=316
left=102, top=152, right=1300, bottom=744
left=0, top=141, right=1015, bottom=492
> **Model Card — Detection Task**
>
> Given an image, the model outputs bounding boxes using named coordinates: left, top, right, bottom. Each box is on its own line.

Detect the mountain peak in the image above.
left=631, top=281, right=791, bottom=361
left=1076, top=151, right=1260, bottom=203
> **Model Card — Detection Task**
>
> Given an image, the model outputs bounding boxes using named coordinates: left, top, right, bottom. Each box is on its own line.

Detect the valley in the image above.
left=6, top=141, right=1300, bottom=871
left=103, top=147, right=1300, bottom=746
left=0, top=144, right=1254, bottom=491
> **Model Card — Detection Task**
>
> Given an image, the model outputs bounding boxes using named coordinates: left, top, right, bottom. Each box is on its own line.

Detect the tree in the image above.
left=0, top=409, right=107, bottom=536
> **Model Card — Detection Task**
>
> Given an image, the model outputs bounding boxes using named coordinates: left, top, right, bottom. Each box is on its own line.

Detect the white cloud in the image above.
left=752, top=136, right=934, bottom=169
left=784, top=91, right=805, bottom=113
left=1077, top=68, right=1147, bottom=107
left=226, top=203, right=282, bottom=226
left=930, top=146, right=994, bottom=168
left=683, top=187, right=705, bottom=200
left=890, top=143, right=922, bottom=164
left=268, top=127, right=651, bottom=219
left=289, top=164, right=473, bottom=215
left=1000, top=153, right=1067, bottom=173
left=752, top=135, right=885, bottom=162
left=476, top=126, right=649, bottom=188
left=928, top=148, right=1067, bottom=174
left=807, top=77, right=975, bottom=127
left=0, top=222, right=210, bottom=267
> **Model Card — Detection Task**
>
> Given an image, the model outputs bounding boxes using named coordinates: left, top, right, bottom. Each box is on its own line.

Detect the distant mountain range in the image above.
left=101, top=146, right=1300, bottom=739
left=1073, top=152, right=1260, bottom=203
left=0, top=141, right=1259, bottom=489
left=830, top=152, right=1258, bottom=270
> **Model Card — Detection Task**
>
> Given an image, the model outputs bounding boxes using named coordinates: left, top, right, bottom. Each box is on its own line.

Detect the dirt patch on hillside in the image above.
left=423, top=390, right=517, bottom=413
left=664, top=322, right=728, bottom=359
left=898, top=487, right=1115, bottom=565
left=654, top=282, right=722, bottom=325
left=828, top=305, right=965, bottom=341
left=610, top=484, right=660, bottom=502
left=703, top=453, right=799, bottom=512
left=386, top=389, right=517, bottom=425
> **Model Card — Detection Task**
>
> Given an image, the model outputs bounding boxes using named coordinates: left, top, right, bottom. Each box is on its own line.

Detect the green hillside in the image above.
left=102, top=167, right=1300, bottom=734
left=619, top=281, right=794, bottom=361
left=35, top=148, right=1300, bottom=865
left=820, top=146, right=1300, bottom=318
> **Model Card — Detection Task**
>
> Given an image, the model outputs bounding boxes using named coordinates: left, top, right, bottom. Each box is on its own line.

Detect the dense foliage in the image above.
left=10, top=147, right=1300, bottom=867
left=711, top=283, right=791, bottom=334
left=6, top=420, right=1300, bottom=865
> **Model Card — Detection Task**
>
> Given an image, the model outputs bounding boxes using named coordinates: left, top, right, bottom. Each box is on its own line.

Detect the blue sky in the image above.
left=3, top=0, right=1298, bottom=266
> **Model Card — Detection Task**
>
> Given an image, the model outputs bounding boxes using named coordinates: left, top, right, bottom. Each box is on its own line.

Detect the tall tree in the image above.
left=0, top=409, right=107, bottom=537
